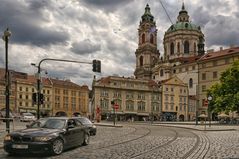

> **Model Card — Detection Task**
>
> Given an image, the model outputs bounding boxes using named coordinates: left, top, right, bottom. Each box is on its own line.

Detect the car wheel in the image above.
left=83, top=133, right=90, bottom=146
left=52, top=138, right=64, bottom=155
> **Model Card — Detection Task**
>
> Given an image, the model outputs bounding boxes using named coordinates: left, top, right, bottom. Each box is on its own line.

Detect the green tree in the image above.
left=208, top=61, right=239, bottom=113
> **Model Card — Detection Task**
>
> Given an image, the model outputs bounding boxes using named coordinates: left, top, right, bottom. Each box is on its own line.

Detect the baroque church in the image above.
left=135, top=3, right=204, bottom=96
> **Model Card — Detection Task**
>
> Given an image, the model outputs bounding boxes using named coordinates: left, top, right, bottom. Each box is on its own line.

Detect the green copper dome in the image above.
left=166, top=22, right=201, bottom=33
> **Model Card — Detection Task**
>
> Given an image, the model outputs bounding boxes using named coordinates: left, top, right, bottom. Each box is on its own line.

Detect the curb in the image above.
left=94, top=123, right=123, bottom=128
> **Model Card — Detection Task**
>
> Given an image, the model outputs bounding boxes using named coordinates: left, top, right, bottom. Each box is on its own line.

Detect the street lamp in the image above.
left=2, top=28, right=11, bottom=133
left=207, top=95, right=213, bottom=127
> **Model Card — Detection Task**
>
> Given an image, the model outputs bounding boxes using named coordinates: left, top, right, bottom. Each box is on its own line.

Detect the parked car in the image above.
left=20, top=113, right=36, bottom=122
left=4, top=117, right=90, bottom=155
left=77, top=117, right=97, bottom=136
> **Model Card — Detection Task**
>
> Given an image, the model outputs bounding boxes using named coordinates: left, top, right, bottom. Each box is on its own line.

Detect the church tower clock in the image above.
left=134, top=4, right=160, bottom=80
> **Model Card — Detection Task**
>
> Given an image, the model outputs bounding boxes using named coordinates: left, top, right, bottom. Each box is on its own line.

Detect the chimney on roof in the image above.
left=207, top=49, right=214, bottom=53
left=220, top=47, right=223, bottom=51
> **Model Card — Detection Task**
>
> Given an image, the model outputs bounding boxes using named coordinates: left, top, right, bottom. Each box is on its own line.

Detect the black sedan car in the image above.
left=77, top=117, right=97, bottom=136
left=4, top=117, right=90, bottom=155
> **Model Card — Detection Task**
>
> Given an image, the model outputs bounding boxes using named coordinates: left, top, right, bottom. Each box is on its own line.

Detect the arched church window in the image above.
left=189, top=78, right=193, bottom=88
left=140, top=56, right=143, bottom=66
left=194, top=43, right=196, bottom=53
left=177, top=42, right=180, bottom=53
left=170, top=42, right=174, bottom=55
left=150, top=34, right=154, bottom=44
left=160, top=70, right=164, bottom=77
left=184, top=41, right=189, bottom=54
left=142, top=34, right=145, bottom=43
left=185, top=23, right=188, bottom=28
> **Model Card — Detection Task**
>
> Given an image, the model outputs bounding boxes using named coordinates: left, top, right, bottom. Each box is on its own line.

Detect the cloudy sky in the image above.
left=0, top=0, right=238, bottom=88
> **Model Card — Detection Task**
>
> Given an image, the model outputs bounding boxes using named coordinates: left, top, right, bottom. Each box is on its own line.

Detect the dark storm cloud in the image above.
left=71, top=39, right=101, bottom=55
left=81, top=0, right=129, bottom=12
left=0, top=0, right=69, bottom=46
left=205, top=15, right=239, bottom=47
left=191, top=6, right=211, bottom=27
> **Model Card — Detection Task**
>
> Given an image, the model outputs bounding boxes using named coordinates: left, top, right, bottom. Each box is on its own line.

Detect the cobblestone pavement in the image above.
left=0, top=123, right=239, bottom=159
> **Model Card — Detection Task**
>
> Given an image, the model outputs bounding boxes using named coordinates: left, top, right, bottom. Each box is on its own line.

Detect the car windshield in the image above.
left=41, top=119, right=66, bottom=129
left=79, top=118, right=92, bottom=125
left=23, top=113, right=34, bottom=116
left=29, top=119, right=47, bottom=128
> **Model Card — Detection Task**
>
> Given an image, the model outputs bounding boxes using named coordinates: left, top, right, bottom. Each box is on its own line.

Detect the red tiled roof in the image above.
left=198, top=46, right=239, bottom=61
left=170, top=55, right=202, bottom=64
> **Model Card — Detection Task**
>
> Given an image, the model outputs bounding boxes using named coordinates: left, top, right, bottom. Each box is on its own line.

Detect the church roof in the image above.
left=166, top=22, right=201, bottom=33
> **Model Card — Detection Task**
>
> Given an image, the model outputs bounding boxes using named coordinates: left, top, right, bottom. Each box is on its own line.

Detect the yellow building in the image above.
left=51, top=78, right=89, bottom=117
left=0, top=68, right=16, bottom=113
left=161, top=76, right=188, bottom=121
left=198, top=47, right=239, bottom=115
left=15, top=74, right=53, bottom=116
left=92, top=76, right=162, bottom=121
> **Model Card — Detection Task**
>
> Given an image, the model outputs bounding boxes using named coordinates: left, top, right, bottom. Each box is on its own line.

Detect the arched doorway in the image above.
left=55, top=111, right=67, bottom=117
left=179, top=114, right=185, bottom=121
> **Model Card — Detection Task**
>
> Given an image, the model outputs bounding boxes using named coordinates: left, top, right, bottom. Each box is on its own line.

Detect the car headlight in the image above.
left=4, top=135, right=11, bottom=141
left=34, top=136, right=53, bottom=142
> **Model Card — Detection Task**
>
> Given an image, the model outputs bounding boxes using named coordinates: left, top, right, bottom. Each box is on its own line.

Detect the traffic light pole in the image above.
left=33, top=58, right=100, bottom=119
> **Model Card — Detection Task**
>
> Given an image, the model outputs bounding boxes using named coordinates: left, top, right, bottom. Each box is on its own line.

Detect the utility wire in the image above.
left=159, top=0, right=175, bottom=27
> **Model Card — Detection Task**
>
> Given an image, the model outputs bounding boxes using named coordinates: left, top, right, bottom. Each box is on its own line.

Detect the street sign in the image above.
left=203, top=100, right=208, bottom=107
left=114, top=104, right=119, bottom=109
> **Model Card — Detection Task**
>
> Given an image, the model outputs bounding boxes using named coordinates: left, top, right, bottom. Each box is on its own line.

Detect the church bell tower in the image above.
left=134, top=4, right=160, bottom=80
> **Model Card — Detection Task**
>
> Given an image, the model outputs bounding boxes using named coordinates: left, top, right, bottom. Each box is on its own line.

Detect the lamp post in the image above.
left=207, top=95, right=212, bottom=127
left=2, top=28, right=11, bottom=133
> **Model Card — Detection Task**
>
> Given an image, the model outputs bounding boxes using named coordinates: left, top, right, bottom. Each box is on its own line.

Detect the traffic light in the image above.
left=92, top=60, right=101, bottom=73
left=32, top=93, right=37, bottom=104
left=40, top=93, right=45, bottom=104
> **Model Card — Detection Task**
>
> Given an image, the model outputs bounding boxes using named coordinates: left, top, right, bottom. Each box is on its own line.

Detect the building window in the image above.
left=177, top=42, right=180, bottom=53
left=47, top=90, right=50, bottom=94
left=140, top=56, right=143, bottom=66
left=142, top=33, right=145, bottom=43
left=101, top=90, right=108, bottom=97
left=184, top=41, right=189, bottom=54
left=32, top=88, right=34, bottom=92
left=19, top=87, right=22, bottom=91
left=165, top=87, right=168, bottom=91
left=170, top=104, right=174, bottom=110
left=137, top=101, right=145, bottom=111
left=126, top=100, right=134, bottom=111
left=170, top=42, right=174, bottom=55
left=225, top=58, right=229, bottom=64
left=165, top=95, right=168, bottom=101
left=194, top=43, right=196, bottom=53
left=150, top=34, right=154, bottom=44
left=160, top=69, right=164, bottom=77
left=26, top=95, right=28, bottom=100
left=26, top=87, right=28, bottom=92
left=171, top=87, right=174, bottom=92
left=19, top=94, right=22, bottom=99
left=202, top=73, right=206, bottom=80
left=138, top=93, right=145, bottom=100
left=189, top=78, right=193, bottom=88
left=185, top=67, right=188, bottom=71
left=202, top=85, right=206, bottom=92
left=213, top=61, right=217, bottom=66
left=171, top=96, right=174, bottom=101
left=213, top=71, right=218, bottom=79
left=192, top=65, right=195, bottom=70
